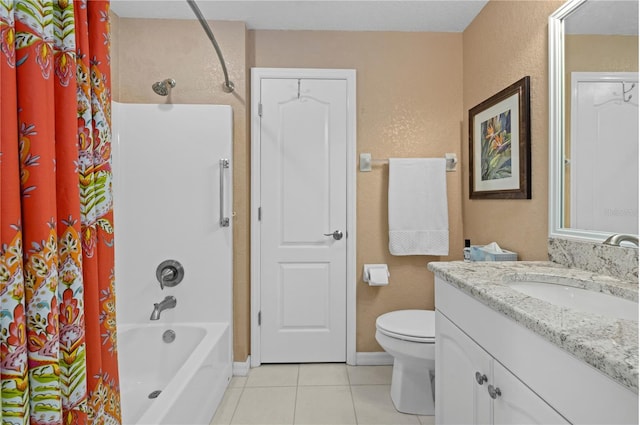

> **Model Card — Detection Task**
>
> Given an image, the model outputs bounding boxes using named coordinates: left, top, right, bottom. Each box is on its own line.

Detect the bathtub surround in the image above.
left=112, top=103, right=233, bottom=325
left=548, top=237, right=639, bottom=282
left=112, top=103, right=233, bottom=424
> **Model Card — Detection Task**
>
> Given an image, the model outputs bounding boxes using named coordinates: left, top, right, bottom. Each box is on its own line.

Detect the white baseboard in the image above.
left=356, top=352, right=394, bottom=366
left=233, top=356, right=251, bottom=376
left=235, top=353, right=390, bottom=370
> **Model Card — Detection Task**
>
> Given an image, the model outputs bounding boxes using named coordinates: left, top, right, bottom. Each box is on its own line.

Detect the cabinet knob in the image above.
left=475, top=372, right=488, bottom=385
left=488, top=384, right=502, bottom=399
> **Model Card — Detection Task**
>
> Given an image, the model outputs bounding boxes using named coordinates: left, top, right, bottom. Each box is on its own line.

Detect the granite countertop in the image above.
left=427, top=261, right=639, bottom=393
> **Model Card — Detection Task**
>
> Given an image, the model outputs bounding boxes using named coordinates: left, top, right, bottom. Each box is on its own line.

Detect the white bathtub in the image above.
left=118, top=322, right=231, bottom=425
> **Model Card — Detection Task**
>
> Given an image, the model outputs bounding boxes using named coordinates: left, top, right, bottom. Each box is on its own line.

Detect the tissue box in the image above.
left=470, top=246, right=518, bottom=262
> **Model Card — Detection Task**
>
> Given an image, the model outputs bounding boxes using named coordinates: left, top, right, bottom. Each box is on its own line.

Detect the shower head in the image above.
left=152, top=78, right=176, bottom=96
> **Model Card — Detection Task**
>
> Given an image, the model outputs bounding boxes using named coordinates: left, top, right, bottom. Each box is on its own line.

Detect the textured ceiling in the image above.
left=109, top=0, right=489, bottom=32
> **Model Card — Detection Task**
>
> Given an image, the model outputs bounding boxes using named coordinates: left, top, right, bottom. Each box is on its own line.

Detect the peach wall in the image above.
left=250, top=30, right=464, bottom=352
left=462, top=0, right=564, bottom=261
left=111, top=16, right=252, bottom=361
left=566, top=35, right=639, bottom=74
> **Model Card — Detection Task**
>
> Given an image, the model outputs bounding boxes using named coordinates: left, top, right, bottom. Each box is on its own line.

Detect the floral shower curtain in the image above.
left=0, top=1, right=120, bottom=424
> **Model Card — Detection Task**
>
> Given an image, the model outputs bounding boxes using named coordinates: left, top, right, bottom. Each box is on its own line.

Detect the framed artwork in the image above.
left=469, top=76, right=531, bottom=199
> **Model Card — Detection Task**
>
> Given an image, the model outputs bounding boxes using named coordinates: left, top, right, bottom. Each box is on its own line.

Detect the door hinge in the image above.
left=258, top=207, right=262, bottom=221
left=258, top=311, right=262, bottom=326
left=258, top=102, right=263, bottom=117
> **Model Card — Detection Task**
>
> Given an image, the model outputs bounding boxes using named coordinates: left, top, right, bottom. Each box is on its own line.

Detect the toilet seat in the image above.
left=376, top=310, right=435, bottom=343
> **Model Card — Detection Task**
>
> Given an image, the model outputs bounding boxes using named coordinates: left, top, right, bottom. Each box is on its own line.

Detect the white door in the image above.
left=258, top=77, right=348, bottom=363
left=570, top=73, right=639, bottom=234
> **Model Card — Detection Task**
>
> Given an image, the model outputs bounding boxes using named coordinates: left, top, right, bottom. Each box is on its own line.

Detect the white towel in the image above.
left=388, top=158, right=449, bottom=256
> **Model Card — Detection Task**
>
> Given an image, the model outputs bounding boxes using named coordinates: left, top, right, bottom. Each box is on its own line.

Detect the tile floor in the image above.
left=210, top=364, right=435, bottom=425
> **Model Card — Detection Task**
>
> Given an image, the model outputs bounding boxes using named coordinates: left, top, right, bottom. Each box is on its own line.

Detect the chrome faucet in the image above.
left=150, top=296, right=177, bottom=320
left=603, top=234, right=639, bottom=247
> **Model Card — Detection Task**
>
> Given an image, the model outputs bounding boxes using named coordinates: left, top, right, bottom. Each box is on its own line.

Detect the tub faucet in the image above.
left=603, top=234, right=639, bottom=247
left=150, top=296, right=177, bottom=320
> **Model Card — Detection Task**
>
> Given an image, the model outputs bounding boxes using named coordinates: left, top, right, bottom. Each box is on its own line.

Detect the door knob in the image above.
left=323, top=230, right=344, bottom=240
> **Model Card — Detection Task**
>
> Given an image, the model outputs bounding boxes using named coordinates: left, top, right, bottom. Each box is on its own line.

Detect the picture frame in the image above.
left=469, top=76, right=531, bottom=199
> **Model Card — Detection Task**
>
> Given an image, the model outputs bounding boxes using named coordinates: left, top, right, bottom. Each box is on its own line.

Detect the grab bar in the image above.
left=219, top=158, right=230, bottom=227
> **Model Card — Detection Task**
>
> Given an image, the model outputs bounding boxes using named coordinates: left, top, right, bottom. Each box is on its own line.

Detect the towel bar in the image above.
left=359, top=153, right=457, bottom=172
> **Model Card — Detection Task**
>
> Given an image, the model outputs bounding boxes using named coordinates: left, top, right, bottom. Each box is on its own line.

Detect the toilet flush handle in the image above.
left=475, top=372, right=488, bottom=385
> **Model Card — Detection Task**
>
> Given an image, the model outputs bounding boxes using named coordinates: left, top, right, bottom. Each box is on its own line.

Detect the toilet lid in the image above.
left=376, top=310, right=435, bottom=342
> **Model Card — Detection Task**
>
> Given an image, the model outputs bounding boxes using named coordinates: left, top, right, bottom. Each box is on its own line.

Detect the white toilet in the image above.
left=375, top=309, right=436, bottom=416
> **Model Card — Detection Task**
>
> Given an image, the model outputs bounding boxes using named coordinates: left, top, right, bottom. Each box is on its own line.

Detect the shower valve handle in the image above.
left=156, top=260, right=184, bottom=289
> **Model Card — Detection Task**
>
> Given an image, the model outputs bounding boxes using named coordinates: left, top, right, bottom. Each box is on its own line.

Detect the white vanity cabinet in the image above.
left=491, top=359, right=569, bottom=425
left=434, top=276, right=639, bottom=425
left=437, top=311, right=568, bottom=424
left=436, top=310, right=491, bottom=424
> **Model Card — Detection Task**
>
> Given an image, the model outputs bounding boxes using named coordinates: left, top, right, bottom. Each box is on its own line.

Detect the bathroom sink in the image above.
left=506, top=280, right=638, bottom=322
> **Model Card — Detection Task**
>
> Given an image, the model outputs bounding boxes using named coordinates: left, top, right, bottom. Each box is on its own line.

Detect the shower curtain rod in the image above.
left=186, top=0, right=235, bottom=93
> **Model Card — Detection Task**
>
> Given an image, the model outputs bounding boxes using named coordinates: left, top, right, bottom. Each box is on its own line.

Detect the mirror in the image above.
left=549, top=0, right=639, bottom=242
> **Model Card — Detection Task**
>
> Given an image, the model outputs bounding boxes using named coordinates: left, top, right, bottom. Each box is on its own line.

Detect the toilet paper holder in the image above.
left=363, top=264, right=390, bottom=286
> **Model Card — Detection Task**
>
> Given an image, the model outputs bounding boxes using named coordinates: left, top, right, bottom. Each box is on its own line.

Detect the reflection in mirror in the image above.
left=549, top=0, right=639, bottom=242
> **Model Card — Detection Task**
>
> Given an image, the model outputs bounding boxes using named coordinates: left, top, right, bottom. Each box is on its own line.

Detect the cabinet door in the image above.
left=492, top=361, right=569, bottom=425
left=436, top=311, right=492, bottom=425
